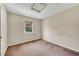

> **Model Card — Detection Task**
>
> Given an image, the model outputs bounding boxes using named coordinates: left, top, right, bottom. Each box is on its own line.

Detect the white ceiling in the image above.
left=4, top=3, right=79, bottom=20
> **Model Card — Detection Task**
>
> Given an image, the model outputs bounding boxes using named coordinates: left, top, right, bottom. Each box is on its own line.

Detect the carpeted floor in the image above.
left=5, top=39, right=79, bottom=56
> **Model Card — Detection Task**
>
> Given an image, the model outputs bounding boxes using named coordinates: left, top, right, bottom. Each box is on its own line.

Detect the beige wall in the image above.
left=42, top=5, right=79, bottom=52
left=0, top=6, right=1, bottom=55
left=0, top=4, right=8, bottom=56
left=8, top=13, right=42, bottom=46
left=0, top=6, right=1, bottom=34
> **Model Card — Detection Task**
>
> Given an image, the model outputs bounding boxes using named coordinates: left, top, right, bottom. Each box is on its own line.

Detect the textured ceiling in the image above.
left=4, top=3, right=79, bottom=20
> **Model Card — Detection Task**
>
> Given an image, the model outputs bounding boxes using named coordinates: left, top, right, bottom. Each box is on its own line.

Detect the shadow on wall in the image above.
left=0, top=38, right=1, bottom=56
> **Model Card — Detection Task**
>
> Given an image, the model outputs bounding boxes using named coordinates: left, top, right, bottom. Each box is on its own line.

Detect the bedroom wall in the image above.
left=0, top=6, right=1, bottom=55
left=0, top=4, right=8, bottom=56
left=7, top=13, right=42, bottom=46
left=42, top=5, right=79, bottom=52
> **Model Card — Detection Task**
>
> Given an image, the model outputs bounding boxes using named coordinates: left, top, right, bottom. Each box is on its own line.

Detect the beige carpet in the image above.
left=5, top=39, right=79, bottom=56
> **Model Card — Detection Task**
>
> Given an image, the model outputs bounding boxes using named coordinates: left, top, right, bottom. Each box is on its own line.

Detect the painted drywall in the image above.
left=7, top=13, right=41, bottom=46
left=0, top=4, right=8, bottom=56
left=4, top=3, right=79, bottom=20
left=0, top=6, right=1, bottom=55
left=0, top=6, right=1, bottom=34
left=42, top=5, right=79, bottom=52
